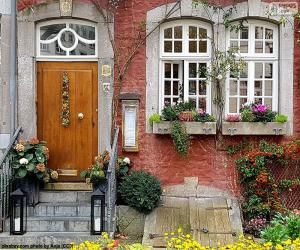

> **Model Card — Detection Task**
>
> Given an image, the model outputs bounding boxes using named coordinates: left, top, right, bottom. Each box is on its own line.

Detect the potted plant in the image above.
left=223, top=103, right=288, bottom=135
left=80, top=150, right=110, bottom=192
left=9, top=138, right=58, bottom=206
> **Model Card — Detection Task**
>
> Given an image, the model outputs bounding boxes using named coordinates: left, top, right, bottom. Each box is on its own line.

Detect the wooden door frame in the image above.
left=36, top=61, right=99, bottom=181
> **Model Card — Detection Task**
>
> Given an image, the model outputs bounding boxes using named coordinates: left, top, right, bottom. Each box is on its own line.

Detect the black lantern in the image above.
left=10, top=188, right=27, bottom=235
left=91, top=189, right=105, bottom=235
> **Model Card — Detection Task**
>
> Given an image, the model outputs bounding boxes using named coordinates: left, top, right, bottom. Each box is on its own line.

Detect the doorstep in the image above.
left=43, top=182, right=92, bottom=191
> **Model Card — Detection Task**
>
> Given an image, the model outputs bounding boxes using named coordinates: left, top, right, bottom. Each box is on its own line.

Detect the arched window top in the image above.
left=227, top=20, right=278, bottom=57
left=160, top=20, right=212, bottom=57
left=36, top=19, right=98, bottom=60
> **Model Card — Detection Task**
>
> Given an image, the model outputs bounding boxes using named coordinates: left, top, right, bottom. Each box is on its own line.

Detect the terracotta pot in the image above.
left=178, top=111, right=194, bottom=121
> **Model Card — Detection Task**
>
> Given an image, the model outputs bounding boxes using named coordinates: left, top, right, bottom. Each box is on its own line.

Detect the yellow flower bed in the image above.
left=69, top=231, right=300, bottom=250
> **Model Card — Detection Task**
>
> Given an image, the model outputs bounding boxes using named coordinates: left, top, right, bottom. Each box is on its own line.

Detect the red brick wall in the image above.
left=114, top=0, right=300, bottom=197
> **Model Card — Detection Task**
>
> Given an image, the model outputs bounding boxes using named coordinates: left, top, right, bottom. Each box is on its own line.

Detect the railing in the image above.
left=106, top=126, right=119, bottom=237
left=0, top=126, right=22, bottom=233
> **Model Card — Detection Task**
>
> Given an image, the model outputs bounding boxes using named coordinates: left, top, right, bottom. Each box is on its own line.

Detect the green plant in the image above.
left=118, top=170, right=162, bottom=214
left=261, top=213, right=300, bottom=244
left=241, top=109, right=254, bottom=122
left=9, top=138, right=55, bottom=181
left=162, top=106, right=178, bottom=121
left=117, top=157, right=131, bottom=178
left=149, top=113, right=161, bottom=125
left=275, top=114, right=288, bottom=123
left=80, top=150, right=110, bottom=186
left=193, top=109, right=216, bottom=122
left=171, top=121, right=190, bottom=157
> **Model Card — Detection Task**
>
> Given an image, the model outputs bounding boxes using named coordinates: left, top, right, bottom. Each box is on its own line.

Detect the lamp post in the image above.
left=91, top=189, right=105, bottom=235
left=10, top=189, right=27, bottom=235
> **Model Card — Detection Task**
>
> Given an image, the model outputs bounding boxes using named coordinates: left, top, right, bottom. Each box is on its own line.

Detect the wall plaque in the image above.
left=122, top=100, right=139, bottom=152
left=102, top=65, right=112, bottom=77
left=60, top=0, right=73, bottom=17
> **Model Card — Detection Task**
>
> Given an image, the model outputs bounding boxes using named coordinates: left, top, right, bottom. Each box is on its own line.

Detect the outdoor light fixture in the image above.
left=91, top=189, right=105, bottom=235
left=10, top=188, right=27, bottom=235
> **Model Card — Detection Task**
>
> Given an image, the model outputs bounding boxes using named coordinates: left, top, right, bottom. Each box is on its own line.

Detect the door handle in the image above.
left=78, top=113, right=84, bottom=120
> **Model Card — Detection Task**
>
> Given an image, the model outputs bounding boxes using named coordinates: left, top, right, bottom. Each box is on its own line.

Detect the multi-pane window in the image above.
left=226, top=20, right=278, bottom=114
left=160, top=20, right=212, bottom=113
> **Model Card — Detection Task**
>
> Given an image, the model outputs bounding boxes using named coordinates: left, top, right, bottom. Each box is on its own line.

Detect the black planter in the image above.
left=13, top=177, right=40, bottom=206
left=92, top=180, right=108, bottom=193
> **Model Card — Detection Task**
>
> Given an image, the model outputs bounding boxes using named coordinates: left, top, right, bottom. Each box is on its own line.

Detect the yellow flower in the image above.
left=178, top=227, right=182, bottom=233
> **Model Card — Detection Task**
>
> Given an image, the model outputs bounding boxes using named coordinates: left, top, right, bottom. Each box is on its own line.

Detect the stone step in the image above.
left=5, top=216, right=96, bottom=232
left=28, top=202, right=99, bottom=217
left=0, top=232, right=101, bottom=248
left=39, top=191, right=92, bottom=203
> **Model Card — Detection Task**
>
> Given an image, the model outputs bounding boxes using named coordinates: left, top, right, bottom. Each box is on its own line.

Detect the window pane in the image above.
left=230, top=30, right=238, bottom=39
left=255, top=41, right=263, bottom=53
left=40, top=41, right=67, bottom=56
left=173, top=64, right=179, bottom=78
left=61, top=31, right=75, bottom=48
left=240, top=27, right=249, bottom=39
left=173, top=98, right=179, bottom=105
left=229, top=80, right=238, bottom=95
left=189, top=41, right=197, bottom=53
left=255, top=26, right=263, bottom=39
left=265, top=63, right=273, bottom=79
left=174, top=41, right=182, bottom=52
left=229, top=98, right=237, bottom=113
left=255, top=63, right=263, bottom=79
left=164, top=41, right=172, bottom=52
left=188, top=98, right=197, bottom=108
left=255, top=81, right=263, bottom=96
left=265, top=28, right=273, bottom=39
left=189, top=80, right=197, bottom=95
left=174, top=26, right=182, bottom=39
left=164, top=98, right=171, bottom=106
left=265, top=80, right=273, bottom=96
left=199, top=41, right=207, bottom=53
left=199, top=81, right=206, bottom=95
left=240, top=98, right=248, bottom=109
left=265, top=42, right=273, bottom=53
left=255, top=98, right=263, bottom=104
left=69, top=24, right=95, bottom=40
left=240, top=81, right=248, bottom=96
left=189, top=26, right=197, bottom=39
left=230, top=41, right=238, bottom=50
left=240, top=41, right=248, bottom=53
left=70, top=41, right=95, bottom=56
left=164, top=81, right=171, bottom=95
left=240, top=66, right=248, bottom=78
left=198, top=63, right=207, bottom=78
left=199, top=28, right=207, bottom=39
left=165, top=63, right=171, bottom=78
left=198, top=98, right=206, bottom=110
left=164, top=28, right=172, bottom=39
left=189, top=63, right=197, bottom=78
left=264, top=98, right=272, bottom=107
left=40, top=24, right=66, bottom=40
left=173, top=81, right=179, bottom=95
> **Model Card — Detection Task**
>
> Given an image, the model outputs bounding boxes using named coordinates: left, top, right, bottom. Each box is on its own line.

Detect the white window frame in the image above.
left=225, top=20, right=279, bottom=114
left=36, top=19, right=98, bottom=61
left=159, top=20, right=212, bottom=113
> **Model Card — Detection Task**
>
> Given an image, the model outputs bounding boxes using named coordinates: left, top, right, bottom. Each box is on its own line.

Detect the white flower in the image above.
left=216, top=74, right=223, bottom=80
left=123, top=157, right=130, bottom=164
left=19, top=158, right=29, bottom=165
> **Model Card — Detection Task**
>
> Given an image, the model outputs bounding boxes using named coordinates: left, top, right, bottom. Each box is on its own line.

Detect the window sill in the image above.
left=153, top=121, right=217, bottom=135
left=222, top=122, right=287, bottom=136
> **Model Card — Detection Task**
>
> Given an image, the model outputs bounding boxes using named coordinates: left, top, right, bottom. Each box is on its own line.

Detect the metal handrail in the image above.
left=106, top=126, right=119, bottom=237
left=0, top=126, right=23, bottom=233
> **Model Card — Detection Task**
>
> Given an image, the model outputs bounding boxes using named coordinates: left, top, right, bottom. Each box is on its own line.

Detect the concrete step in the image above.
left=28, top=202, right=98, bottom=217
left=5, top=216, right=94, bottom=232
left=0, top=232, right=101, bottom=248
left=39, top=191, right=92, bottom=203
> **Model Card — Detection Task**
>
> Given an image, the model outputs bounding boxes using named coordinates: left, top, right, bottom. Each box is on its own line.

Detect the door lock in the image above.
left=78, top=113, right=84, bottom=120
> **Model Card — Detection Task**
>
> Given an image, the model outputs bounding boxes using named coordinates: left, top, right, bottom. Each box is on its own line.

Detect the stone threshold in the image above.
left=43, top=182, right=92, bottom=191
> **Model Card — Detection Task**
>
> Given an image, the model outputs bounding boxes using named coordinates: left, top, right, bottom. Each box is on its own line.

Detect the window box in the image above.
left=222, top=122, right=287, bottom=136
left=153, top=121, right=216, bottom=135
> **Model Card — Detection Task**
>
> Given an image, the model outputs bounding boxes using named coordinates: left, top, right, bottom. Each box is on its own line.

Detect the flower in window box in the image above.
left=36, top=163, right=46, bottom=172
left=15, top=144, right=25, bottom=152
left=19, top=158, right=29, bottom=165
left=225, top=114, right=241, bottom=122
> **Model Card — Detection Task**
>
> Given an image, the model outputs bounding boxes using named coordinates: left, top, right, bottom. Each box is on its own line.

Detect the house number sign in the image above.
left=61, top=72, right=70, bottom=127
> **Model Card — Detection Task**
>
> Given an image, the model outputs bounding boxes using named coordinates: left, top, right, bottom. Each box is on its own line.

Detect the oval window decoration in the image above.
left=37, top=20, right=98, bottom=59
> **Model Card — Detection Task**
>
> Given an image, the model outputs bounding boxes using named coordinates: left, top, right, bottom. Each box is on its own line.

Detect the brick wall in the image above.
left=114, top=0, right=300, bottom=196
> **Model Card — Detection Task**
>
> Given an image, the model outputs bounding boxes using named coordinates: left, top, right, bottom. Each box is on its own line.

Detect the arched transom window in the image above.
left=160, top=20, right=212, bottom=113
left=37, top=20, right=98, bottom=59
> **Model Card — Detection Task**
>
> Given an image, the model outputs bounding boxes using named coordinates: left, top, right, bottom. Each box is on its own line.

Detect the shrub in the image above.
left=118, top=170, right=162, bottom=214
left=275, top=114, right=288, bottom=123
left=261, top=213, right=300, bottom=244
left=149, top=113, right=161, bottom=125
left=162, top=105, right=178, bottom=121
left=171, top=121, right=190, bottom=157
left=241, top=109, right=254, bottom=122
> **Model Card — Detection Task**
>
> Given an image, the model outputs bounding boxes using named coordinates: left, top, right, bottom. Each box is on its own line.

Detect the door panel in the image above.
left=37, top=62, right=98, bottom=181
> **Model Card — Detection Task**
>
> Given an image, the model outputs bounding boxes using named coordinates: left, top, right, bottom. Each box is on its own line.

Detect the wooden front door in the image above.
left=37, top=62, right=98, bottom=181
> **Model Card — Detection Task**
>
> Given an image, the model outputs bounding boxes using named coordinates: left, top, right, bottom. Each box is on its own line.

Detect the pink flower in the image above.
left=252, top=104, right=268, bottom=113
left=197, top=109, right=206, bottom=116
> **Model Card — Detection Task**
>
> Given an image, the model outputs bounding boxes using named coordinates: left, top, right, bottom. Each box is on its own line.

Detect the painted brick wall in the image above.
left=115, top=0, right=300, bottom=196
